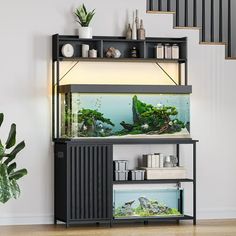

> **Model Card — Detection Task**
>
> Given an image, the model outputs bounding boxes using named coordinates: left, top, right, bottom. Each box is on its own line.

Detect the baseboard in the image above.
left=0, top=214, right=54, bottom=226
left=1, top=209, right=236, bottom=225
left=197, top=208, right=236, bottom=220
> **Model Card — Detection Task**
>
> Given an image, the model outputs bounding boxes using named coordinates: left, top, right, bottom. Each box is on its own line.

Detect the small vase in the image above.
left=132, top=11, right=137, bottom=40
left=126, top=23, right=132, bottom=40
left=78, top=26, right=92, bottom=39
left=138, top=19, right=146, bottom=40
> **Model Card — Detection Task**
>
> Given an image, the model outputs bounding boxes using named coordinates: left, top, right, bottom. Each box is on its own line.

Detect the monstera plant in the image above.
left=0, top=113, right=27, bottom=203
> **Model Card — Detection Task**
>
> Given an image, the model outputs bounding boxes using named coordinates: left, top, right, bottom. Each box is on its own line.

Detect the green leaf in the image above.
left=9, top=169, right=27, bottom=180
left=0, top=113, right=3, bottom=127
left=0, top=140, right=4, bottom=159
left=0, top=164, right=11, bottom=203
left=5, top=123, right=16, bottom=149
left=82, top=4, right=87, bottom=15
left=7, top=162, right=16, bottom=174
left=4, top=141, right=25, bottom=165
left=9, top=179, right=20, bottom=199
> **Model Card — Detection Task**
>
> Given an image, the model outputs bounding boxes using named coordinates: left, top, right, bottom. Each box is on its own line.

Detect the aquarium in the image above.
left=113, top=188, right=183, bottom=218
left=60, top=91, right=190, bottom=139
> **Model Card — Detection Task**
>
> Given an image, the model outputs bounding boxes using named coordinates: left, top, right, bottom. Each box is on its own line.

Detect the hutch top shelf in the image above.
left=52, top=34, right=187, bottom=63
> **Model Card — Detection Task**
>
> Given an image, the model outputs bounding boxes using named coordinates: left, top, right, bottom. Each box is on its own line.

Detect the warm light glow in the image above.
left=59, top=62, right=180, bottom=85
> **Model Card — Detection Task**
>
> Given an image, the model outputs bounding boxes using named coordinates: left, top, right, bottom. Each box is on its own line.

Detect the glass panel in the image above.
left=60, top=93, right=190, bottom=139
left=113, top=188, right=183, bottom=218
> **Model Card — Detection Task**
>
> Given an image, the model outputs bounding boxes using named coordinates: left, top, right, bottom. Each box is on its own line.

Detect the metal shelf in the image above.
left=54, top=138, right=198, bottom=145
left=113, top=179, right=194, bottom=185
left=113, top=214, right=194, bottom=222
left=58, top=57, right=186, bottom=63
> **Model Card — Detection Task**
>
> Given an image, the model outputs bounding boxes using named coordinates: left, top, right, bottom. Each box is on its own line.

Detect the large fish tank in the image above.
left=113, top=188, right=183, bottom=218
left=59, top=85, right=191, bottom=139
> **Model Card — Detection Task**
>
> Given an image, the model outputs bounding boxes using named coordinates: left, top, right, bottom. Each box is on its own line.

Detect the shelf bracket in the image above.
left=58, top=61, right=80, bottom=84
left=155, top=62, right=178, bottom=85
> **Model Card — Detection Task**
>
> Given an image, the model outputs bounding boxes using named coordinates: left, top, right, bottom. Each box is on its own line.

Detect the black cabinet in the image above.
left=54, top=142, right=113, bottom=226
left=54, top=139, right=198, bottom=227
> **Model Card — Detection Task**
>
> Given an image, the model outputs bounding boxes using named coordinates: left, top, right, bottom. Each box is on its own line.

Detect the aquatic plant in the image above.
left=119, top=96, right=186, bottom=135
left=114, top=197, right=181, bottom=218
left=0, top=113, right=27, bottom=203
left=78, top=109, right=114, bottom=137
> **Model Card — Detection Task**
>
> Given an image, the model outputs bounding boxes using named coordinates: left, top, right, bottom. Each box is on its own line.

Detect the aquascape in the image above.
left=61, top=94, right=190, bottom=138
left=114, top=196, right=181, bottom=218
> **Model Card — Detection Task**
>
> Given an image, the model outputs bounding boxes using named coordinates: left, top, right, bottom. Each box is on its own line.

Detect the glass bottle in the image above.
left=138, top=19, right=146, bottom=40
left=126, top=23, right=132, bottom=40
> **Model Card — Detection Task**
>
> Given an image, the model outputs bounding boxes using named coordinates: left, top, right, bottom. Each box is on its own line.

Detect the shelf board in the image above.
left=58, top=57, right=186, bottom=63
left=113, top=214, right=194, bottom=222
left=54, top=138, right=198, bottom=145
left=58, top=84, right=192, bottom=94
left=113, top=179, right=194, bottom=184
left=57, top=35, right=187, bottom=43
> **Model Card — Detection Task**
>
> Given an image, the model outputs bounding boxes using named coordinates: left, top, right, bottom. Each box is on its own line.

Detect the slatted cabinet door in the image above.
left=68, top=143, right=113, bottom=222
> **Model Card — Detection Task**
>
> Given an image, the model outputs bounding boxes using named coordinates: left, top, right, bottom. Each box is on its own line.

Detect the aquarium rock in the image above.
left=118, top=200, right=135, bottom=216
left=138, top=197, right=171, bottom=215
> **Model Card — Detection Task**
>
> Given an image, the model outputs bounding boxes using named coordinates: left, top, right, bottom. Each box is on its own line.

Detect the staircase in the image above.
left=146, top=0, right=236, bottom=59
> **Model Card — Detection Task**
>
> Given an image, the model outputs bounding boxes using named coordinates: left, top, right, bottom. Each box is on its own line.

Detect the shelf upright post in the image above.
left=185, top=38, right=188, bottom=85
left=193, top=141, right=197, bottom=225
left=52, top=34, right=60, bottom=140
left=56, top=59, right=60, bottom=139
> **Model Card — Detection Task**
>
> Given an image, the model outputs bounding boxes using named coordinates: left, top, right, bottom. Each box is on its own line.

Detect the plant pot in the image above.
left=78, top=26, right=92, bottom=39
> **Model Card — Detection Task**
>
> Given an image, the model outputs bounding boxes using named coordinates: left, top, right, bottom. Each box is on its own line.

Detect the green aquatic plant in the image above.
left=119, top=95, right=186, bottom=136
left=0, top=113, right=27, bottom=203
left=78, top=109, right=114, bottom=137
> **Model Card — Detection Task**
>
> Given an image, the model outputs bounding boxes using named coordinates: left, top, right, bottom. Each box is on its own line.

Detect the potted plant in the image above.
left=0, top=113, right=27, bottom=203
left=75, top=4, right=95, bottom=39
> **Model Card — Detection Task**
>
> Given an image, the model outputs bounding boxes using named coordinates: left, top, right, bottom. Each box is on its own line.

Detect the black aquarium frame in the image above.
left=52, top=34, right=198, bottom=227
left=52, top=34, right=189, bottom=140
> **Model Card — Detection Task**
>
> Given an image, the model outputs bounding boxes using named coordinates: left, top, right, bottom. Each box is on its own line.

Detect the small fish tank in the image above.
left=59, top=85, right=191, bottom=139
left=113, top=188, right=183, bottom=218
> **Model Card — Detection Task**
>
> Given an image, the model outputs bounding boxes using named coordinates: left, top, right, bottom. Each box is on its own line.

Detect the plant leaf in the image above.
left=0, top=113, right=3, bottom=127
left=7, top=162, right=17, bottom=174
left=9, top=179, right=20, bottom=199
left=0, top=140, right=4, bottom=160
left=82, top=4, right=87, bottom=15
left=4, top=141, right=25, bottom=165
left=5, top=123, right=16, bottom=149
left=9, top=169, right=28, bottom=180
left=0, top=164, right=11, bottom=203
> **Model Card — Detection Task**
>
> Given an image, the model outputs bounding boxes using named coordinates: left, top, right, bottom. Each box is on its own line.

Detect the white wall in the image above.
left=0, top=0, right=236, bottom=225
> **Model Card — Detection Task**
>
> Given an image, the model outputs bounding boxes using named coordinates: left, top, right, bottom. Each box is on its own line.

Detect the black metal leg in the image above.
left=193, top=142, right=197, bottom=225
left=176, top=144, right=180, bottom=166
left=109, top=220, right=113, bottom=228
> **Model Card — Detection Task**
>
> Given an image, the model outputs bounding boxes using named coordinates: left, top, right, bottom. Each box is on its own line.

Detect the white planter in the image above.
left=78, top=26, right=92, bottom=39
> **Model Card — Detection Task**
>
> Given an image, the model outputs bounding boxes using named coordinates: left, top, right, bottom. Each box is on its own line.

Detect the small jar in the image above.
left=89, top=49, right=97, bottom=58
left=131, top=46, right=138, bottom=58
left=164, top=156, right=173, bottom=168
left=164, top=43, right=172, bottom=59
left=172, top=44, right=179, bottom=59
left=155, top=43, right=164, bottom=59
